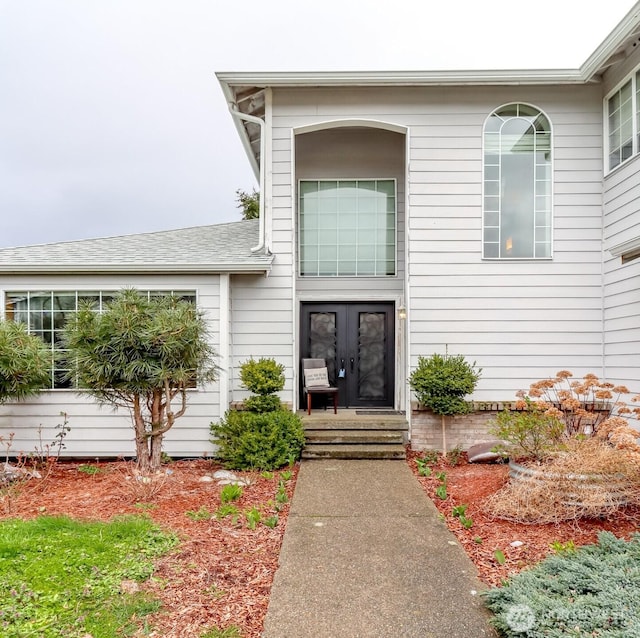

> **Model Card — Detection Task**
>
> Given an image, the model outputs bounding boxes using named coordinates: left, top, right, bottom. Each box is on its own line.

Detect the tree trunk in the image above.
left=133, top=395, right=152, bottom=473
left=150, top=431, right=163, bottom=471
left=441, top=414, right=447, bottom=456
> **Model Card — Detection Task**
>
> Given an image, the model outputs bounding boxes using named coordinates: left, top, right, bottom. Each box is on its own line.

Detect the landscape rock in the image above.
left=467, top=441, right=505, bottom=464
left=0, top=462, right=42, bottom=483
left=212, top=469, right=251, bottom=486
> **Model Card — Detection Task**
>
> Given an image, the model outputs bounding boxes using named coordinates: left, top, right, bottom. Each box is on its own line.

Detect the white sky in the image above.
left=0, top=0, right=637, bottom=248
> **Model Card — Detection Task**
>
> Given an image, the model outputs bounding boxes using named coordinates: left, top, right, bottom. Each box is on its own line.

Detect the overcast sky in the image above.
left=0, top=0, right=636, bottom=248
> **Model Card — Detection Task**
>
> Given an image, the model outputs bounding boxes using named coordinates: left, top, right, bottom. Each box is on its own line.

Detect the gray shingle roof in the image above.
left=0, top=219, right=273, bottom=274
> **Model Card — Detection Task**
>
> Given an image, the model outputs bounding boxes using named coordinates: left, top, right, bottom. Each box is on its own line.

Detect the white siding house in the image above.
left=1, top=2, right=640, bottom=456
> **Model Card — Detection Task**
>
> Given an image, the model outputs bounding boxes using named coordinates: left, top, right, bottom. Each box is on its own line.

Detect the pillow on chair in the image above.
left=304, top=367, right=330, bottom=388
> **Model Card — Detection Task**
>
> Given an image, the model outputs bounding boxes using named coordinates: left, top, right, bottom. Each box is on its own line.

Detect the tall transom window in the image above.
left=298, top=179, right=396, bottom=276
left=483, top=103, right=552, bottom=259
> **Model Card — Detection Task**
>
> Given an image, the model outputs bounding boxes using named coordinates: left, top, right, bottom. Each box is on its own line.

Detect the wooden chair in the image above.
left=302, top=358, right=338, bottom=415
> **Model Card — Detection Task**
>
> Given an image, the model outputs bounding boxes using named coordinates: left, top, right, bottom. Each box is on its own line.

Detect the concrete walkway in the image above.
left=263, top=459, right=496, bottom=637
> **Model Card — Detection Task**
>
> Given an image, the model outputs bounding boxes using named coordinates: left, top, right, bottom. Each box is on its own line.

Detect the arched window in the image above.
left=483, top=104, right=552, bottom=259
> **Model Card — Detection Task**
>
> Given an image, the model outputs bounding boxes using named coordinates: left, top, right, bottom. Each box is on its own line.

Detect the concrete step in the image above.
left=305, top=429, right=405, bottom=445
left=302, top=413, right=408, bottom=431
left=302, top=444, right=406, bottom=460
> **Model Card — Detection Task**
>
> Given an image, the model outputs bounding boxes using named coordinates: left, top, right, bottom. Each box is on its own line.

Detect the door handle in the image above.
left=350, top=357, right=355, bottom=372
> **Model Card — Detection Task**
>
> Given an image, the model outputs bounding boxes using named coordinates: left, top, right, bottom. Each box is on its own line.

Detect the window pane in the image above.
left=5, top=290, right=195, bottom=390
left=299, top=179, right=396, bottom=276
left=483, top=103, right=551, bottom=259
left=608, top=80, right=634, bottom=170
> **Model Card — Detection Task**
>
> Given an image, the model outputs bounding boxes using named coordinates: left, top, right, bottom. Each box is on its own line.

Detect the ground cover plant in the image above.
left=0, top=515, right=177, bottom=638
left=483, top=532, right=640, bottom=636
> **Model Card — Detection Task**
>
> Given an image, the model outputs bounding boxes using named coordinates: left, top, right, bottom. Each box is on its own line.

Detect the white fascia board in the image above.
left=0, top=262, right=273, bottom=275
left=580, top=1, right=640, bottom=81
left=218, top=80, right=261, bottom=180
left=217, top=68, right=585, bottom=88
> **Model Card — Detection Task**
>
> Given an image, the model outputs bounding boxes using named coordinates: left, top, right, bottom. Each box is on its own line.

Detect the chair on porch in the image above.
left=302, top=358, right=339, bottom=415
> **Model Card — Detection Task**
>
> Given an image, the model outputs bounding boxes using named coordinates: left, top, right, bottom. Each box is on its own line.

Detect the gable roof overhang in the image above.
left=217, top=2, right=640, bottom=171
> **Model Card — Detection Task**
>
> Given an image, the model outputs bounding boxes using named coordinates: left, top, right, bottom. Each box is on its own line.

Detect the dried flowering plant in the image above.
left=521, top=370, right=639, bottom=440
left=491, top=371, right=640, bottom=462
left=487, top=371, right=640, bottom=522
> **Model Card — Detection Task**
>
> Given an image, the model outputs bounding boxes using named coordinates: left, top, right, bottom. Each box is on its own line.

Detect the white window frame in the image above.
left=297, top=178, right=397, bottom=277
left=4, top=289, right=197, bottom=390
left=605, top=63, right=640, bottom=174
left=482, top=102, right=553, bottom=260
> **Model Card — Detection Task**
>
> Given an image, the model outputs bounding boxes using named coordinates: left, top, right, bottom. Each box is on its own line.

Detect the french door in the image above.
left=300, top=302, right=395, bottom=408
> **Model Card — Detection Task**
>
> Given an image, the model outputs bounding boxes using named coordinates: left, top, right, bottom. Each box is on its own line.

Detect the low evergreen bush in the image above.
left=211, top=409, right=305, bottom=470
left=244, top=394, right=282, bottom=413
left=239, top=358, right=285, bottom=396
left=483, top=532, right=640, bottom=636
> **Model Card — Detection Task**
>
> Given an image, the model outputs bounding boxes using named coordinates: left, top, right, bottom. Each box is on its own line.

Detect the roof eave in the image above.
left=580, top=2, right=640, bottom=81
left=217, top=68, right=586, bottom=89
left=218, top=80, right=261, bottom=180
left=0, top=262, right=273, bottom=275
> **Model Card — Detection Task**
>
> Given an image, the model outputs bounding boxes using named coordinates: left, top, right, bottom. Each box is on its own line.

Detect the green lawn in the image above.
left=0, top=515, right=177, bottom=638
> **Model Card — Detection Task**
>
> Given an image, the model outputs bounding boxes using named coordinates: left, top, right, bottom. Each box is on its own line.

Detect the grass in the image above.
left=0, top=515, right=177, bottom=638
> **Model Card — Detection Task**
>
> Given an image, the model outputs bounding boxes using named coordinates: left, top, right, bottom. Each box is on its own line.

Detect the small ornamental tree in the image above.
left=0, top=320, right=51, bottom=403
left=62, top=289, right=218, bottom=472
left=409, top=351, right=482, bottom=454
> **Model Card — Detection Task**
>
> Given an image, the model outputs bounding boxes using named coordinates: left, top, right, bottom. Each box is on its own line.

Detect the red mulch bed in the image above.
left=406, top=449, right=640, bottom=586
left=0, top=459, right=297, bottom=638
left=3, top=453, right=639, bottom=636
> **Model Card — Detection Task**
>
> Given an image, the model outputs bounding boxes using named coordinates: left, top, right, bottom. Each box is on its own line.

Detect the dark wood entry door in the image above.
left=300, top=302, right=395, bottom=408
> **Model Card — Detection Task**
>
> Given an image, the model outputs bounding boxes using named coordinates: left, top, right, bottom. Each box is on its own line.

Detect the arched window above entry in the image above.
left=483, top=103, right=552, bottom=259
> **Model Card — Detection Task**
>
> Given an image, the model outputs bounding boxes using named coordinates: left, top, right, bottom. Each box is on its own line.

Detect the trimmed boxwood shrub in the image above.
left=211, top=357, right=304, bottom=470
left=211, top=409, right=305, bottom=470
left=483, top=532, right=640, bottom=636
left=240, top=357, right=285, bottom=396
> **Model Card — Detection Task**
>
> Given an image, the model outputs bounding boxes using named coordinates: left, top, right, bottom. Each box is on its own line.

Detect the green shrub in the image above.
left=0, top=320, right=51, bottom=403
left=483, top=532, right=640, bottom=636
left=409, top=351, right=481, bottom=454
left=239, top=358, right=285, bottom=396
left=211, top=409, right=305, bottom=470
left=489, top=398, right=565, bottom=461
left=409, top=352, right=481, bottom=416
left=244, top=394, right=282, bottom=413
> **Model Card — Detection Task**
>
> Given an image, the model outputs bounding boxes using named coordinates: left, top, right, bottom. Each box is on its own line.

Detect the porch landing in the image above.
left=301, top=409, right=408, bottom=460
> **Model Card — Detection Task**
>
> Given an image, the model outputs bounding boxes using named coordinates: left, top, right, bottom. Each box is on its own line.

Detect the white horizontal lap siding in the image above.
left=406, top=84, right=605, bottom=400
left=271, top=85, right=605, bottom=401
left=0, top=274, right=221, bottom=458
left=603, top=156, right=640, bottom=389
left=229, top=259, right=295, bottom=406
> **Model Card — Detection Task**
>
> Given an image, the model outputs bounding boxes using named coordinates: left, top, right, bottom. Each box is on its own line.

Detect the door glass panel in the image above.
left=357, top=312, right=385, bottom=400
left=309, top=312, right=337, bottom=383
